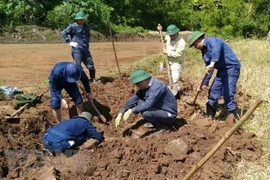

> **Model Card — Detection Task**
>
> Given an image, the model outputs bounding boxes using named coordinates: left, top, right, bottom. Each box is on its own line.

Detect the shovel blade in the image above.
left=5, top=116, right=20, bottom=124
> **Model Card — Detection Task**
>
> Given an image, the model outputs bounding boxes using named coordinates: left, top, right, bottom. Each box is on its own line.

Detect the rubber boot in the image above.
left=225, top=109, right=239, bottom=127
left=89, top=69, right=96, bottom=82
left=206, top=103, right=217, bottom=118
left=229, top=109, right=239, bottom=117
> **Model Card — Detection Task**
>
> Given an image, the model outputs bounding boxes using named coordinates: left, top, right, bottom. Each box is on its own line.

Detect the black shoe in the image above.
left=206, top=103, right=217, bottom=118
left=89, top=78, right=97, bottom=83
left=153, top=124, right=169, bottom=134
left=175, top=91, right=181, bottom=100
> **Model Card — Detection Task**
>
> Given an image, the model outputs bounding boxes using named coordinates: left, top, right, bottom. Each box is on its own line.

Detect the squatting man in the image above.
left=115, top=69, right=178, bottom=133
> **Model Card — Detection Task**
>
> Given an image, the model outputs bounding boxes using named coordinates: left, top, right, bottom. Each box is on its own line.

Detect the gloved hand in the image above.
left=68, top=140, right=75, bottom=146
left=206, top=65, right=214, bottom=73
left=69, top=42, right=78, bottom=48
left=115, top=113, right=123, bottom=128
left=123, top=109, right=133, bottom=121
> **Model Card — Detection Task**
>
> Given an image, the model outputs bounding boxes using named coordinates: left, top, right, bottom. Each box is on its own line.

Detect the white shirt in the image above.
left=165, top=34, right=186, bottom=64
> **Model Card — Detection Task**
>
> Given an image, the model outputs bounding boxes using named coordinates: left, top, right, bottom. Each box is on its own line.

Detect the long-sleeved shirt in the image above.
left=165, top=34, right=186, bottom=64
left=61, top=22, right=90, bottom=50
left=48, top=62, right=90, bottom=100
left=45, top=117, right=103, bottom=147
left=202, top=37, right=241, bottom=86
left=121, top=77, right=177, bottom=116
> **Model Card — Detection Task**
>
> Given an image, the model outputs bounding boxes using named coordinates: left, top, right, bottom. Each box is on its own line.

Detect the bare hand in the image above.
left=79, top=139, right=100, bottom=151
left=197, top=85, right=207, bottom=92
left=61, top=99, right=69, bottom=109
left=157, top=24, right=162, bottom=32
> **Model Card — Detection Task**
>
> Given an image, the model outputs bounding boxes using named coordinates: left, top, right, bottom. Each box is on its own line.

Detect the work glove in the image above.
left=115, top=113, right=123, bottom=128
left=123, top=109, right=133, bottom=122
left=68, top=140, right=75, bottom=147
left=69, top=42, right=78, bottom=48
left=206, top=65, right=214, bottom=73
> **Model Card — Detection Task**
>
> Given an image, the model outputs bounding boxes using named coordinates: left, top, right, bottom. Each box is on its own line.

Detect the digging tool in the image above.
left=5, top=88, right=49, bottom=120
left=186, top=73, right=208, bottom=106
left=182, top=99, right=263, bottom=180
left=108, top=22, right=122, bottom=79
left=90, top=100, right=107, bottom=123
left=157, top=23, right=172, bottom=87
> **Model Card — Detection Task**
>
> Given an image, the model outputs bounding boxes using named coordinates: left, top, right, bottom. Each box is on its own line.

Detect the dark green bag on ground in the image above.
left=14, top=94, right=37, bottom=105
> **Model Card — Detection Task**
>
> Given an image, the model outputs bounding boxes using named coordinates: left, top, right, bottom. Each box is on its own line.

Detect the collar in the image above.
left=147, top=77, right=153, bottom=88
left=171, top=34, right=181, bottom=42
left=202, top=38, right=207, bottom=51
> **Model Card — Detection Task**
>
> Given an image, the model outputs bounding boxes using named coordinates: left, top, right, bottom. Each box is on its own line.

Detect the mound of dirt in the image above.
left=0, top=74, right=262, bottom=179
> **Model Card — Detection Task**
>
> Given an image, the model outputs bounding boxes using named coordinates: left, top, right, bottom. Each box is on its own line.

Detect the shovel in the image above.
left=5, top=88, right=49, bottom=120
left=90, top=100, right=107, bottom=123
left=186, top=73, right=208, bottom=106
left=157, top=23, right=172, bottom=87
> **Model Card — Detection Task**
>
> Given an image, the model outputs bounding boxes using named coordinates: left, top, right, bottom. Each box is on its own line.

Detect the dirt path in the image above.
left=0, top=42, right=262, bottom=179
left=0, top=41, right=161, bottom=88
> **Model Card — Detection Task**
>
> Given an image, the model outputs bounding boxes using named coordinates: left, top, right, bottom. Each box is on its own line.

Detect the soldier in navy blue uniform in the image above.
left=49, top=62, right=93, bottom=122
left=115, top=70, right=178, bottom=133
left=42, top=112, right=103, bottom=157
left=61, top=11, right=96, bottom=82
left=188, top=31, right=241, bottom=120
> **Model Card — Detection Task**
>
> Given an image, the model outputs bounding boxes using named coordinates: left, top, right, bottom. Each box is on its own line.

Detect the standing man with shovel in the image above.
left=157, top=24, right=186, bottom=97
left=188, top=31, right=241, bottom=124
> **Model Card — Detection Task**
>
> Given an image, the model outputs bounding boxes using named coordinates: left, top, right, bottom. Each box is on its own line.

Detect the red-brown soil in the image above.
left=0, top=42, right=262, bottom=179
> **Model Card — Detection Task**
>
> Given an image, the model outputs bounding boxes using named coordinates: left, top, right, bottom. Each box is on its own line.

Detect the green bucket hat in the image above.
left=188, top=31, right=205, bottom=48
left=74, top=11, right=87, bottom=20
left=130, top=70, right=151, bottom=85
left=166, top=24, right=180, bottom=36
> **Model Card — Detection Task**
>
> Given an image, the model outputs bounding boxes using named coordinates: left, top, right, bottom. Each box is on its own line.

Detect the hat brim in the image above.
left=130, top=74, right=151, bottom=85
left=189, top=33, right=205, bottom=48
left=166, top=28, right=180, bottom=36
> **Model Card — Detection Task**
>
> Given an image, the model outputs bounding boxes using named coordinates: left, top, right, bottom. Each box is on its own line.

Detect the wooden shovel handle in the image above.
left=193, top=73, right=208, bottom=104
left=157, top=23, right=172, bottom=86
left=90, top=100, right=107, bottom=123
left=182, top=99, right=263, bottom=180
left=9, top=103, right=28, bottom=118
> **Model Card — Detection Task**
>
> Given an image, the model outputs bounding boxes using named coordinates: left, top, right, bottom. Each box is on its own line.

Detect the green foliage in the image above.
left=0, top=0, right=270, bottom=38
left=0, top=0, right=47, bottom=26
left=111, top=24, right=146, bottom=33
left=44, top=0, right=111, bottom=30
